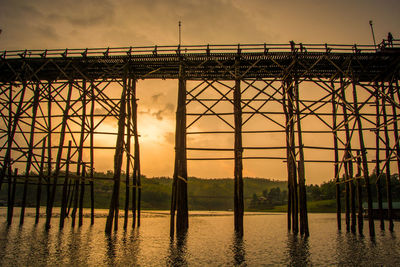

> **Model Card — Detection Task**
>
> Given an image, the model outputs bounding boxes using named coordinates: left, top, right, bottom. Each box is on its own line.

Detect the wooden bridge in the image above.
left=1, top=41, right=399, bottom=237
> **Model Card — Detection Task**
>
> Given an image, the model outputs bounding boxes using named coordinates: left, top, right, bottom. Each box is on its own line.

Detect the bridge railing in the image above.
left=0, top=41, right=398, bottom=60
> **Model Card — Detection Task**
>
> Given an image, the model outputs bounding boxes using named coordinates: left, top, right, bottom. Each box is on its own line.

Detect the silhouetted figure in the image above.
left=290, top=41, right=295, bottom=52
left=388, top=32, right=393, bottom=47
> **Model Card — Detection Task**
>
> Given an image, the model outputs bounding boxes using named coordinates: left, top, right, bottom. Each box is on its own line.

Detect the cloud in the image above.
left=163, top=131, right=175, bottom=144
left=151, top=93, right=163, bottom=103
left=151, top=102, right=175, bottom=120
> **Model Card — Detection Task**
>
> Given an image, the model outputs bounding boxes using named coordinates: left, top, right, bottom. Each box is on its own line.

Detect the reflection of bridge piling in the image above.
left=0, top=41, right=399, bottom=237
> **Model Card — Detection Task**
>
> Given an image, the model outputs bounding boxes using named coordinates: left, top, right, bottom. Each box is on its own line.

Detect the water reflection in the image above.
left=0, top=212, right=398, bottom=265
left=119, top=228, right=140, bottom=265
left=231, top=233, right=246, bottom=266
left=335, top=232, right=370, bottom=265
left=167, top=233, right=188, bottom=266
left=106, top=233, right=118, bottom=266
left=286, top=234, right=310, bottom=266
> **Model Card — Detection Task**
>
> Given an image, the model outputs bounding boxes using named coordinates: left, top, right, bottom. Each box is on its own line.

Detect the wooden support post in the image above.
left=46, top=80, right=73, bottom=229
left=171, top=62, right=188, bottom=237
left=389, top=81, right=400, bottom=182
left=340, top=78, right=352, bottom=232
left=6, top=167, right=11, bottom=225
left=131, top=78, right=137, bottom=229
left=78, top=165, right=85, bottom=227
left=7, top=168, right=17, bottom=225
left=352, top=78, right=375, bottom=236
left=90, top=80, right=95, bottom=225
left=132, top=79, right=141, bottom=228
left=46, top=82, right=52, bottom=219
left=282, top=82, right=292, bottom=232
left=60, top=141, right=72, bottom=229
left=381, top=82, right=394, bottom=231
left=375, top=84, right=384, bottom=230
left=124, top=77, right=132, bottom=230
left=1, top=83, right=26, bottom=189
left=283, top=78, right=298, bottom=234
left=71, top=174, right=80, bottom=227
left=170, top=177, right=177, bottom=237
left=36, top=138, right=46, bottom=224
left=0, top=85, right=12, bottom=190
left=331, top=81, right=341, bottom=230
left=105, top=68, right=128, bottom=234
left=344, top=173, right=350, bottom=232
left=20, top=82, right=40, bottom=225
left=66, top=179, right=73, bottom=217
left=136, top=88, right=142, bottom=229
left=77, top=80, right=87, bottom=228
left=350, top=172, right=356, bottom=233
left=234, top=61, right=244, bottom=236
left=294, top=78, right=309, bottom=237
left=356, top=150, right=364, bottom=234
left=288, top=79, right=298, bottom=234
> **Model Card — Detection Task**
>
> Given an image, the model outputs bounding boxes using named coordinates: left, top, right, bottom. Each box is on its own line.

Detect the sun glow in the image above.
left=138, top=114, right=175, bottom=144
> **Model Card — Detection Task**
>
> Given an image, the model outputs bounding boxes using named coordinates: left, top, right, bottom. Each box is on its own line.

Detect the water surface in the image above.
left=0, top=208, right=399, bottom=266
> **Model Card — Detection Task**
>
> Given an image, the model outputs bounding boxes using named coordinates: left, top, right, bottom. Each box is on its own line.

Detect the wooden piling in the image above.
left=20, top=82, right=40, bottom=225
left=7, top=168, right=17, bottom=225
left=46, top=82, right=52, bottom=219
left=233, top=63, right=244, bottom=236
left=124, top=78, right=132, bottom=230
left=46, top=80, right=73, bottom=229
left=105, top=68, right=128, bottom=234
left=340, top=78, right=351, bottom=232
left=132, top=78, right=141, bottom=228
left=78, top=81, right=87, bottom=228
left=294, top=78, right=309, bottom=236
left=331, top=81, right=341, bottom=230
left=71, top=175, right=80, bottom=227
left=352, top=78, right=375, bottom=236
left=171, top=62, right=189, bottom=236
left=389, top=81, right=400, bottom=177
left=177, top=69, right=188, bottom=234
left=90, top=80, right=95, bottom=225
left=381, top=81, right=394, bottom=232
left=356, top=150, right=364, bottom=234
left=78, top=165, right=85, bottom=227
left=60, top=141, right=72, bottom=229
left=0, top=85, right=12, bottom=190
left=288, top=79, right=298, bottom=234
left=375, top=84, right=384, bottom=230
left=36, top=138, right=46, bottom=224
left=1, top=83, right=26, bottom=190
left=282, top=81, right=292, bottom=232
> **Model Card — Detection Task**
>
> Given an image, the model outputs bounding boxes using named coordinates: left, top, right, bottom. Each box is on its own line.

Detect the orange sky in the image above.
left=1, top=0, right=399, bottom=184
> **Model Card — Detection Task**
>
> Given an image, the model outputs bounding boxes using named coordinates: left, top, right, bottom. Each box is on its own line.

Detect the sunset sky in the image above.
left=1, top=0, right=399, bottom=184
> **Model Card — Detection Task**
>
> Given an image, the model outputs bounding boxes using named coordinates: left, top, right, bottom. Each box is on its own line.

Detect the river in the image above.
left=0, top=208, right=399, bottom=266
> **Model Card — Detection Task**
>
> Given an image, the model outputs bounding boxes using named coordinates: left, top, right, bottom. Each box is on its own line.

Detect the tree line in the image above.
left=1, top=171, right=399, bottom=212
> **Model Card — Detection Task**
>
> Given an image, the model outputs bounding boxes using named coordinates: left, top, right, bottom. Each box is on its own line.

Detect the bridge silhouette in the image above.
left=1, top=41, right=399, bottom=237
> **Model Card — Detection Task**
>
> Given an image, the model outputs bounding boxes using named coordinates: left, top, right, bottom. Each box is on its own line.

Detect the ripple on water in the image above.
left=0, top=208, right=399, bottom=266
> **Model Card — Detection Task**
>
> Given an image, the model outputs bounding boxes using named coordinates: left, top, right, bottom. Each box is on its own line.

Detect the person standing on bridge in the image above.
left=388, top=32, right=393, bottom=47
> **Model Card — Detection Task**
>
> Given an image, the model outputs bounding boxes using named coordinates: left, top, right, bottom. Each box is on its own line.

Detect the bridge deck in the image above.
left=1, top=43, right=399, bottom=82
